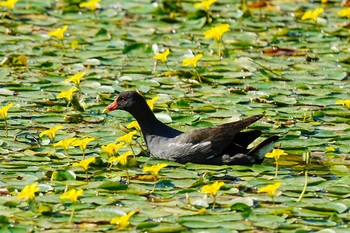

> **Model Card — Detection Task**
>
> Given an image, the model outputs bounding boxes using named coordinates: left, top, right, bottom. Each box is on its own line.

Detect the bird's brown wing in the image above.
left=172, top=115, right=263, bottom=161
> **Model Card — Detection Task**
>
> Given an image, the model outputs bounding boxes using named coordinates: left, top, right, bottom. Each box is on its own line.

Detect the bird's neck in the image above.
left=128, top=105, right=181, bottom=139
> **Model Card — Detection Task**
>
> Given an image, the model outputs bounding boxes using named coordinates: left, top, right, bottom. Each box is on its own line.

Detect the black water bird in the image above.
left=103, top=91, right=279, bottom=165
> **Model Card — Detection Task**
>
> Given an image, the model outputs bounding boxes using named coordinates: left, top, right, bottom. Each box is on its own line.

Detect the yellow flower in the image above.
left=60, top=189, right=83, bottom=203
left=154, top=48, right=170, bottom=63
left=64, top=72, right=86, bottom=86
left=338, top=8, right=350, bottom=18
left=57, top=87, right=78, bottom=102
left=336, top=99, right=350, bottom=109
left=0, top=103, right=14, bottom=120
left=39, top=125, right=63, bottom=141
left=108, top=151, right=133, bottom=166
left=115, top=131, right=137, bottom=145
left=325, top=146, right=336, bottom=152
left=0, top=0, right=18, bottom=10
left=79, top=0, right=101, bottom=11
left=72, top=157, right=95, bottom=171
left=17, top=182, right=39, bottom=201
left=146, top=96, right=160, bottom=111
left=194, top=0, right=216, bottom=12
left=182, top=54, right=203, bottom=68
left=301, top=8, right=324, bottom=22
left=257, top=182, right=282, bottom=197
left=101, top=143, right=125, bottom=157
left=201, top=181, right=224, bottom=197
left=48, top=25, right=68, bottom=40
left=143, top=163, right=168, bottom=177
left=204, top=24, right=230, bottom=41
left=110, top=211, right=137, bottom=229
left=72, top=137, right=95, bottom=152
left=53, top=138, right=76, bottom=151
left=127, top=121, right=141, bottom=131
left=265, top=149, right=287, bottom=161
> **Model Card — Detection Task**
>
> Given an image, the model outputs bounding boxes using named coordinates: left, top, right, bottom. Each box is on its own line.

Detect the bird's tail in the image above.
left=248, top=136, right=279, bottom=163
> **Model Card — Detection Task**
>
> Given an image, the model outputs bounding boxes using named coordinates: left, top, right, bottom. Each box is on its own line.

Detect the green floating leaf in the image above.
left=98, top=181, right=128, bottom=191
left=51, top=170, right=76, bottom=181
left=330, top=165, right=349, bottom=175
left=122, top=43, right=148, bottom=54
left=136, top=222, right=159, bottom=231
left=142, top=223, right=185, bottom=233
left=298, top=219, right=337, bottom=227
left=303, top=202, right=348, bottom=214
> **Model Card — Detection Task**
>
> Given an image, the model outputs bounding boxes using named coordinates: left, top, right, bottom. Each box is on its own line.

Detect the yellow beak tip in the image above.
left=102, top=108, right=110, bottom=114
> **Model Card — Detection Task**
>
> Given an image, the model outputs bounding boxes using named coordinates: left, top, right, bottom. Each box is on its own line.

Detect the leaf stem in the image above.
left=217, top=40, right=221, bottom=58
left=274, top=160, right=279, bottom=179
left=297, top=170, right=308, bottom=202
left=151, top=176, right=157, bottom=193
left=4, top=118, right=8, bottom=137
left=65, top=150, right=70, bottom=165
left=212, top=195, right=216, bottom=209
left=69, top=204, right=75, bottom=223
left=60, top=39, right=66, bottom=53
left=130, top=145, right=136, bottom=159
left=125, top=168, right=130, bottom=183
left=193, top=67, right=202, bottom=82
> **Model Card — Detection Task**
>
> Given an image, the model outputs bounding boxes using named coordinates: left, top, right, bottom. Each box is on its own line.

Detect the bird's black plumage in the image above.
left=104, top=91, right=279, bottom=165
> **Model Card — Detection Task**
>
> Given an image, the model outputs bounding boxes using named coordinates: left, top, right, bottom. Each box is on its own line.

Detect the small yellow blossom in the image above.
left=265, top=149, right=287, bottom=179
left=48, top=25, right=68, bottom=40
left=301, top=8, right=324, bottom=22
left=143, top=163, right=168, bottom=177
left=201, top=181, right=224, bottom=208
left=0, top=103, right=14, bottom=120
left=115, top=131, right=137, bottom=145
left=101, top=142, right=125, bottom=157
left=73, top=157, right=96, bottom=171
left=17, top=182, right=39, bottom=201
left=201, top=181, right=224, bottom=197
left=194, top=0, right=216, bottom=12
left=53, top=138, right=76, bottom=151
left=154, top=48, right=170, bottom=63
left=127, top=121, right=141, bottom=131
left=60, top=189, right=83, bottom=203
left=336, top=99, right=350, bottom=109
left=79, top=0, right=101, bottom=11
left=265, top=149, right=288, bottom=161
left=110, top=211, right=137, bottom=229
left=0, top=103, right=14, bottom=137
left=146, top=96, right=160, bottom=111
left=40, top=125, right=63, bottom=141
left=64, top=72, right=86, bottom=86
left=257, top=182, right=282, bottom=197
left=57, top=87, right=78, bottom=102
left=143, top=163, right=168, bottom=192
left=72, top=137, right=95, bottom=152
left=325, top=146, right=336, bottom=152
left=182, top=54, right=203, bottom=68
left=0, top=0, right=18, bottom=10
left=108, top=151, right=133, bottom=166
left=204, top=24, right=230, bottom=41
left=338, top=8, right=350, bottom=18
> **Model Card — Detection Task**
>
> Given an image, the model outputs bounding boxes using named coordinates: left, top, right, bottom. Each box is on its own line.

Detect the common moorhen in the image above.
left=103, top=91, right=279, bottom=165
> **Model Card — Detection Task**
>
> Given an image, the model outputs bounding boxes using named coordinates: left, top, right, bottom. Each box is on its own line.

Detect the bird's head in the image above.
left=103, top=91, right=145, bottom=113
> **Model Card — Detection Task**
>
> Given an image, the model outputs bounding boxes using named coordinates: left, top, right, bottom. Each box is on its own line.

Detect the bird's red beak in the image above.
left=103, top=99, right=118, bottom=114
